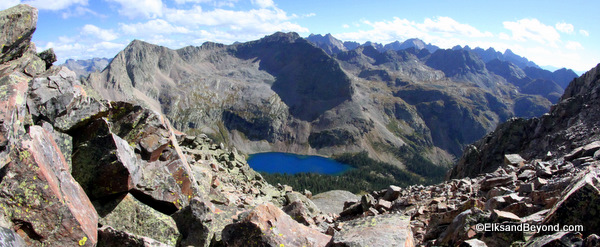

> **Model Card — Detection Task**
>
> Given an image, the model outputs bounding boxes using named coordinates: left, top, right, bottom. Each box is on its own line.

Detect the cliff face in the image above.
left=449, top=63, right=600, bottom=179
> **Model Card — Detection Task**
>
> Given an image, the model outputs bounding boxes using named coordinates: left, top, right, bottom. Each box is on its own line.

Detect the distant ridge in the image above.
left=61, top=57, right=112, bottom=78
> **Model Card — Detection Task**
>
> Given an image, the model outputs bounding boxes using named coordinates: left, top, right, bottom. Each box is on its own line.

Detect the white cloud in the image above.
left=498, top=32, right=510, bottom=40
left=40, top=40, right=125, bottom=62
left=418, top=17, right=493, bottom=38
left=502, top=18, right=560, bottom=46
left=174, top=0, right=210, bottom=4
left=62, top=6, right=105, bottom=18
left=251, top=0, right=274, bottom=8
left=0, top=0, right=21, bottom=10
left=334, top=16, right=491, bottom=45
left=342, top=24, right=350, bottom=29
left=119, top=19, right=190, bottom=35
left=106, top=0, right=163, bottom=19
left=164, top=6, right=308, bottom=36
left=81, top=24, right=118, bottom=41
left=555, top=22, right=574, bottom=34
left=565, top=41, right=583, bottom=50
left=580, top=29, right=590, bottom=37
left=173, top=0, right=237, bottom=7
left=22, top=0, right=87, bottom=10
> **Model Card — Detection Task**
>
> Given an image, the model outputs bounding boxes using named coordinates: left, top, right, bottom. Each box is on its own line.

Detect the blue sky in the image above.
left=2, top=0, right=598, bottom=72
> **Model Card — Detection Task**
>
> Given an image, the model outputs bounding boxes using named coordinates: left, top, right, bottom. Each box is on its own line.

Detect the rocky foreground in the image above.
left=1, top=4, right=600, bottom=247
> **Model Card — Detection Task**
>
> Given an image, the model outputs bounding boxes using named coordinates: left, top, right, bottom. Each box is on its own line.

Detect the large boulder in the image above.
left=330, top=214, right=415, bottom=247
left=72, top=118, right=142, bottom=199
left=221, top=203, right=331, bottom=246
left=0, top=126, right=98, bottom=246
left=0, top=4, right=38, bottom=63
left=71, top=102, right=198, bottom=214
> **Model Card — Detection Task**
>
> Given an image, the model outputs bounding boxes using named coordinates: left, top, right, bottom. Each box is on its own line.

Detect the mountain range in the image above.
left=82, top=32, right=578, bottom=177
left=62, top=57, right=112, bottom=78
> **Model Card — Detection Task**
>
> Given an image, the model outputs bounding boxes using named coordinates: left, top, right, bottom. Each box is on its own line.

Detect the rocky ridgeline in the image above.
left=327, top=150, right=600, bottom=246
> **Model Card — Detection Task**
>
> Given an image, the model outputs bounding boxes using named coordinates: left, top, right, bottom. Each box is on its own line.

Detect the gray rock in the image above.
left=37, top=48, right=56, bottom=69
left=460, top=239, right=487, bottom=247
left=330, top=214, right=414, bottom=247
left=285, top=191, right=321, bottom=217
left=97, top=226, right=171, bottom=247
left=504, top=154, right=525, bottom=167
left=0, top=226, right=26, bottom=247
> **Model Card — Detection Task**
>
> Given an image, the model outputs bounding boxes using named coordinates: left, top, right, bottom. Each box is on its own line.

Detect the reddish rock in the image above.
left=0, top=126, right=98, bottom=246
left=0, top=71, right=30, bottom=151
left=221, top=203, right=331, bottom=247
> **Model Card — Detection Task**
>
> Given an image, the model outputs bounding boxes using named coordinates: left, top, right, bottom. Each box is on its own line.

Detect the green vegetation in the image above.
left=260, top=151, right=444, bottom=194
left=372, top=142, right=448, bottom=180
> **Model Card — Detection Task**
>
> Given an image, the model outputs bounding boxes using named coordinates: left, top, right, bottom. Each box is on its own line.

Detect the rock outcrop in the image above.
left=449, top=63, right=600, bottom=179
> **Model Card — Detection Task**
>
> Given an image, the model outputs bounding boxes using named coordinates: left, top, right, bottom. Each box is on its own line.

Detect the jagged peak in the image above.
left=260, top=31, right=301, bottom=43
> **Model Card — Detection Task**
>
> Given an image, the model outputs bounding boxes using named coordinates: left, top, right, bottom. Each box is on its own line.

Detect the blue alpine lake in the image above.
left=247, top=152, right=352, bottom=175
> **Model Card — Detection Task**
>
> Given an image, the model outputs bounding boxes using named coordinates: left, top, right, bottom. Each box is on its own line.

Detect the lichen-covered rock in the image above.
left=0, top=68, right=30, bottom=154
left=71, top=118, right=142, bottom=199
left=94, top=193, right=179, bottom=246
left=0, top=4, right=38, bottom=63
left=330, top=214, right=414, bottom=247
left=0, top=126, right=98, bottom=246
left=221, top=203, right=331, bottom=247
